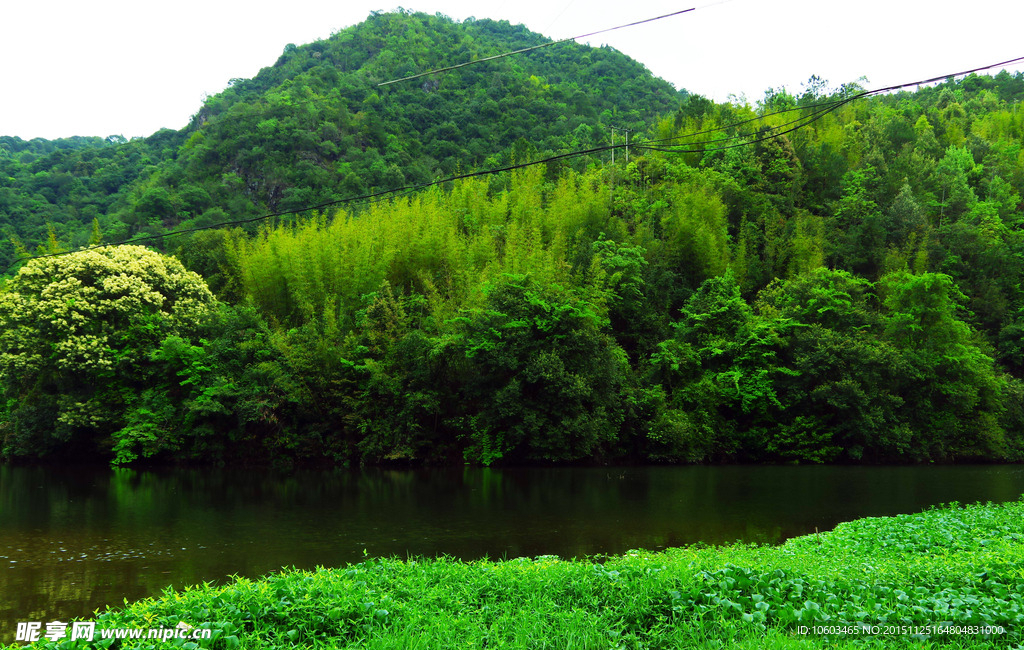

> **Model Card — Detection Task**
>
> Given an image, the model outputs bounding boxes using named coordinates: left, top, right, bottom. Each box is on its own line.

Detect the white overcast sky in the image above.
left=2, top=0, right=1022, bottom=140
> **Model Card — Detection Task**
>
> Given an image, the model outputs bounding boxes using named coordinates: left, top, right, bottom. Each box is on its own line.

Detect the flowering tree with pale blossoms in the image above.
left=0, top=245, right=217, bottom=460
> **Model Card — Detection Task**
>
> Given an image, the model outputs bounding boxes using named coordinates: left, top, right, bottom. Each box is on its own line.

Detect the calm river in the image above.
left=2, top=464, right=1024, bottom=641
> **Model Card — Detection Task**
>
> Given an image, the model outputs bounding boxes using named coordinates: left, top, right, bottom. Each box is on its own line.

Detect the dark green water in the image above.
left=2, top=464, right=1024, bottom=641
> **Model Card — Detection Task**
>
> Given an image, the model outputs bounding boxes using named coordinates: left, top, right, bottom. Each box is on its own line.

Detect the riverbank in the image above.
left=6, top=499, right=1023, bottom=649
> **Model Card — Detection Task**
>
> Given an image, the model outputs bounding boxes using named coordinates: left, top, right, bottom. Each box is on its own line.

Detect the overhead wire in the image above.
left=3, top=142, right=623, bottom=272
left=643, top=96, right=853, bottom=147
left=10, top=1, right=723, bottom=272
left=541, top=0, right=578, bottom=36
left=639, top=97, right=859, bottom=154
left=7, top=55, right=1024, bottom=273
left=376, top=7, right=696, bottom=87
left=637, top=54, right=1024, bottom=154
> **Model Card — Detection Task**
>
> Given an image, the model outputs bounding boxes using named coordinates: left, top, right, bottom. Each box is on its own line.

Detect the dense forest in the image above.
left=0, top=10, right=679, bottom=268
left=2, top=10, right=1024, bottom=467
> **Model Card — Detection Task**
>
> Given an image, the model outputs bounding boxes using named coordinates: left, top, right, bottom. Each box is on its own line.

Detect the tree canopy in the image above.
left=0, top=245, right=216, bottom=460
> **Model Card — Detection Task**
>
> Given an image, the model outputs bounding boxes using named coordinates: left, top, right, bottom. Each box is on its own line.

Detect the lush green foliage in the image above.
left=6, top=498, right=1022, bottom=649
left=0, top=10, right=681, bottom=265
left=3, top=156, right=1022, bottom=465
left=649, top=268, right=1012, bottom=463
left=0, top=246, right=216, bottom=461
left=0, top=134, right=170, bottom=268
left=456, top=275, right=628, bottom=463
left=3, top=11, right=1024, bottom=466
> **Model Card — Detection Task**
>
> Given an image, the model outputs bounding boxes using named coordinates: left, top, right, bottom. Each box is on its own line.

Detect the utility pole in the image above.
left=609, top=126, right=633, bottom=215
left=610, top=126, right=632, bottom=166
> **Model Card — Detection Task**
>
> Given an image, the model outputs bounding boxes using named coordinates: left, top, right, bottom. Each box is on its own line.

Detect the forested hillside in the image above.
left=2, top=11, right=1024, bottom=467
left=0, top=10, right=680, bottom=269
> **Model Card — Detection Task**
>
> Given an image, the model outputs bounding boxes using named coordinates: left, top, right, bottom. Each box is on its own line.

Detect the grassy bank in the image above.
left=7, top=499, right=1023, bottom=649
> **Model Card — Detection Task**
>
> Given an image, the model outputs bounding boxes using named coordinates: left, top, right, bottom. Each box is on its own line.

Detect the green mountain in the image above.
left=0, top=9, right=685, bottom=267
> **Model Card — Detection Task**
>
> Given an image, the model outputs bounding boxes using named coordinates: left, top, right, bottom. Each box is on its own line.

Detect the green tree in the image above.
left=133, top=186, right=176, bottom=225
left=652, top=272, right=798, bottom=461
left=757, top=269, right=904, bottom=461
left=138, top=303, right=306, bottom=465
left=878, top=271, right=1008, bottom=459
left=828, top=166, right=886, bottom=277
left=339, top=282, right=454, bottom=463
left=457, top=276, right=628, bottom=464
left=591, top=237, right=659, bottom=357
left=885, top=182, right=926, bottom=248
left=0, top=245, right=217, bottom=460
left=933, top=146, right=978, bottom=222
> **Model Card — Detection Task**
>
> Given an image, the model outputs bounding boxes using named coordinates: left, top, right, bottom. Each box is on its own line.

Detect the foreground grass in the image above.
left=7, top=499, right=1024, bottom=649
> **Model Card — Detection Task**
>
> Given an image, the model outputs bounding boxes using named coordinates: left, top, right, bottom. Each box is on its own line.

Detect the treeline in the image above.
left=2, top=158, right=1023, bottom=465
left=0, top=132, right=176, bottom=266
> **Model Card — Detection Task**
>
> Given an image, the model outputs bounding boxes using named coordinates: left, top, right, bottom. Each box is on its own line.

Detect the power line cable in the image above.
left=641, top=98, right=859, bottom=154
left=638, top=100, right=856, bottom=155
left=541, top=0, right=578, bottom=35
left=639, top=55, right=1024, bottom=154
left=7, top=54, right=1022, bottom=273
left=865, top=55, right=1024, bottom=95
left=644, top=97, right=851, bottom=147
left=376, top=8, right=696, bottom=87
left=645, top=55, right=1024, bottom=149
left=3, top=143, right=623, bottom=272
